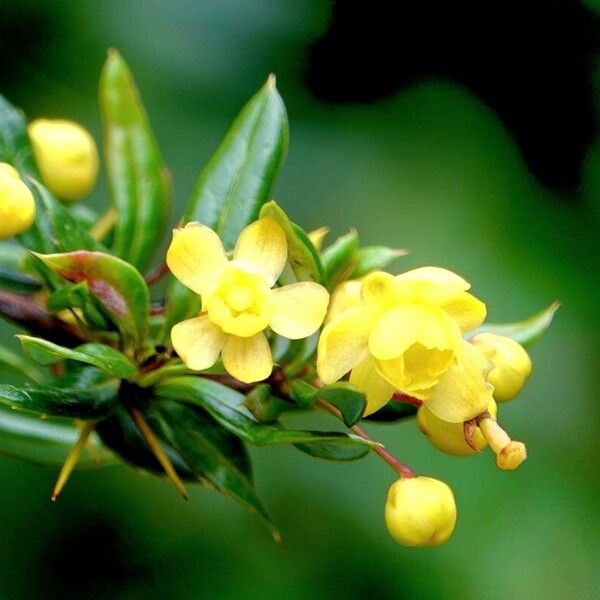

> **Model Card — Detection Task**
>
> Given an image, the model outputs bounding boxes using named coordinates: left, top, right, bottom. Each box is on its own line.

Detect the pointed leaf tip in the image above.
left=267, top=73, right=277, bottom=89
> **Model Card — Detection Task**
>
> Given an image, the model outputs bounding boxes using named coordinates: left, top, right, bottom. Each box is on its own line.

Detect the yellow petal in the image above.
left=395, top=267, right=470, bottom=304
left=270, top=282, right=329, bottom=339
left=441, top=291, right=487, bottom=332
left=317, top=307, right=373, bottom=384
left=233, top=216, right=287, bottom=285
left=167, top=223, right=227, bottom=295
left=222, top=332, right=273, bottom=383
left=424, top=339, right=494, bottom=423
left=171, top=316, right=225, bottom=371
left=326, top=279, right=362, bottom=323
left=361, top=271, right=397, bottom=306
left=369, top=305, right=459, bottom=361
left=350, top=356, right=395, bottom=416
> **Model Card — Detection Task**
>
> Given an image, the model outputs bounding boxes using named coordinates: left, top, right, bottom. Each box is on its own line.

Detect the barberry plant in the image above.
left=0, top=50, right=558, bottom=546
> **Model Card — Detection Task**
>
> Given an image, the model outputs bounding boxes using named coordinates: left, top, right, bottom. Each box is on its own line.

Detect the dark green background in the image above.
left=0, top=2, right=598, bottom=598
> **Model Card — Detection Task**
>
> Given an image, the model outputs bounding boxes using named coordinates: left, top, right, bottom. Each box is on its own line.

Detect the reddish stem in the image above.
left=145, top=262, right=170, bottom=285
left=317, top=400, right=416, bottom=478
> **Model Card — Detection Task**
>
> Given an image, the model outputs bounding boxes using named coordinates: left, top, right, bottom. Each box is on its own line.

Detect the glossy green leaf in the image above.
left=162, top=77, right=288, bottom=334
left=351, top=246, right=408, bottom=278
left=150, top=401, right=276, bottom=535
left=472, top=302, right=560, bottom=347
left=0, top=242, right=41, bottom=294
left=155, top=376, right=374, bottom=460
left=95, top=405, right=194, bottom=479
left=0, top=382, right=119, bottom=419
left=45, top=281, right=110, bottom=329
left=0, top=406, right=115, bottom=467
left=17, top=335, right=136, bottom=378
left=260, top=201, right=323, bottom=283
left=291, top=380, right=366, bottom=427
left=100, top=49, right=171, bottom=271
left=0, top=94, right=38, bottom=174
left=321, top=230, right=359, bottom=288
left=243, top=383, right=293, bottom=423
left=184, top=75, right=288, bottom=248
left=20, top=178, right=103, bottom=254
left=35, top=251, right=150, bottom=352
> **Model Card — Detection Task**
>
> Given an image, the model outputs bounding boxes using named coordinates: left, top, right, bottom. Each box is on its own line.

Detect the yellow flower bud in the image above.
left=471, top=333, right=532, bottom=401
left=28, top=119, right=99, bottom=201
left=385, top=476, right=457, bottom=547
left=417, top=400, right=497, bottom=456
left=0, top=163, right=36, bottom=238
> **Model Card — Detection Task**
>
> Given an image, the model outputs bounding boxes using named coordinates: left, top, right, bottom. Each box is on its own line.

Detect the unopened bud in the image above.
left=385, top=476, right=457, bottom=547
left=417, top=400, right=497, bottom=456
left=0, top=163, right=36, bottom=238
left=471, top=333, right=532, bottom=402
left=28, top=118, right=99, bottom=201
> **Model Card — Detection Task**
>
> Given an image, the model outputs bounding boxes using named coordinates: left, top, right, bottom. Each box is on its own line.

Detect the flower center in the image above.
left=206, top=264, right=272, bottom=337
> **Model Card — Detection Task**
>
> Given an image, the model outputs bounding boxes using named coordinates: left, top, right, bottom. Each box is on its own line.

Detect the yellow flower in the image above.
left=167, top=217, right=330, bottom=383
left=28, top=119, right=99, bottom=201
left=385, top=476, right=457, bottom=547
left=317, top=267, right=489, bottom=421
left=471, top=333, right=532, bottom=401
left=417, top=399, right=497, bottom=456
left=0, top=163, right=36, bottom=239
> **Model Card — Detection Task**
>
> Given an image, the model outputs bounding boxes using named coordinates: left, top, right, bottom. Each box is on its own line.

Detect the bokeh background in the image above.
left=1, top=1, right=599, bottom=598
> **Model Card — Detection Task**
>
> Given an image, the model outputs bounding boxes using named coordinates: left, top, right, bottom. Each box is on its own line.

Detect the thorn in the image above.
left=129, top=406, right=189, bottom=500
left=51, top=421, right=95, bottom=502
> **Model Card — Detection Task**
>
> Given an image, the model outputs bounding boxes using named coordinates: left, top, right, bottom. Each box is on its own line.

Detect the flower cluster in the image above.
left=0, top=54, right=556, bottom=549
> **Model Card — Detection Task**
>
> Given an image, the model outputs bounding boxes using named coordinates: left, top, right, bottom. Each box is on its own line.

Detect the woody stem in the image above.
left=316, top=400, right=416, bottom=478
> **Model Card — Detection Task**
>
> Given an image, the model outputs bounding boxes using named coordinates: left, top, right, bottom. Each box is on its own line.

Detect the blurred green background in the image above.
left=1, top=1, right=599, bottom=598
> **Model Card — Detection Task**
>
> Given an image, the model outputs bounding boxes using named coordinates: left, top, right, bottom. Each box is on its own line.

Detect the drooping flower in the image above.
left=0, top=163, right=36, bottom=239
left=167, top=216, right=329, bottom=383
left=385, top=476, right=457, bottom=547
left=317, top=267, right=490, bottom=421
left=417, top=399, right=497, bottom=457
left=28, top=118, right=99, bottom=201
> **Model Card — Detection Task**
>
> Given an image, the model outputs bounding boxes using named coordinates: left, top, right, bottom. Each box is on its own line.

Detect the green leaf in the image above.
left=95, top=405, right=195, bottom=479
left=17, top=336, right=136, bottom=378
left=20, top=178, right=103, bottom=254
left=243, top=383, right=293, bottom=423
left=46, top=281, right=110, bottom=329
left=0, top=94, right=38, bottom=174
left=321, top=230, right=359, bottom=288
left=0, top=382, right=118, bottom=419
left=150, top=401, right=277, bottom=536
left=260, top=201, right=323, bottom=283
left=471, top=302, right=560, bottom=347
left=291, top=380, right=366, bottom=427
left=0, top=241, right=42, bottom=294
left=154, top=376, right=374, bottom=460
left=162, top=76, right=288, bottom=335
left=351, top=246, right=408, bottom=278
left=184, top=75, right=288, bottom=248
left=100, top=49, right=171, bottom=271
left=35, top=251, right=150, bottom=352
left=0, top=406, right=115, bottom=467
